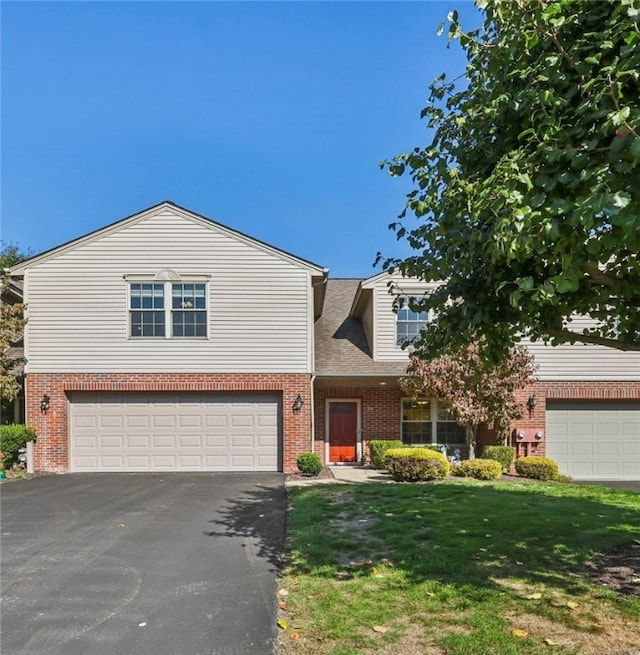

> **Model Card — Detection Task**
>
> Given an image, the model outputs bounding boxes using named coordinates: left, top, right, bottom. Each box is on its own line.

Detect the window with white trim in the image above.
left=172, top=283, right=207, bottom=337
left=401, top=398, right=466, bottom=445
left=395, top=295, right=428, bottom=347
left=129, top=281, right=208, bottom=338
left=130, top=283, right=166, bottom=337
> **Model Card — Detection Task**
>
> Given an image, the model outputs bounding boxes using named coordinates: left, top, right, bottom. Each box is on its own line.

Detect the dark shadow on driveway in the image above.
left=204, top=480, right=287, bottom=571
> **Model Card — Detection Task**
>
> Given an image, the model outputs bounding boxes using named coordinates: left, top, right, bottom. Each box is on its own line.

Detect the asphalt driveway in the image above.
left=1, top=473, right=286, bottom=655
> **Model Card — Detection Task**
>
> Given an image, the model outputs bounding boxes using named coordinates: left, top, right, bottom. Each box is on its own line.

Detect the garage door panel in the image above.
left=101, top=436, right=124, bottom=448
left=70, top=392, right=281, bottom=472
left=179, top=435, right=202, bottom=447
left=153, top=416, right=175, bottom=428
left=127, top=436, right=149, bottom=448
left=127, top=416, right=149, bottom=429
left=547, top=402, right=640, bottom=480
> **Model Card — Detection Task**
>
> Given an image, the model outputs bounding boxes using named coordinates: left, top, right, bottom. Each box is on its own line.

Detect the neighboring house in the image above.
left=1, top=279, right=25, bottom=424
left=315, top=274, right=640, bottom=480
left=10, top=202, right=640, bottom=479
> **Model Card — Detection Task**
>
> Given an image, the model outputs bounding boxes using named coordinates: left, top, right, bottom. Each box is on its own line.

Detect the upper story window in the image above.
left=129, top=279, right=208, bottom=338
left=130, top=283, right=166, bottom=337
left=172, top=283, right=207, bottom=337
left=395, top=295, right=428, bottom=347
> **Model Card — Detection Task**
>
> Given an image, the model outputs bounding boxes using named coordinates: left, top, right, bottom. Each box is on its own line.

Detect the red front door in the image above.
left=329, top=402, right=358, bottom=463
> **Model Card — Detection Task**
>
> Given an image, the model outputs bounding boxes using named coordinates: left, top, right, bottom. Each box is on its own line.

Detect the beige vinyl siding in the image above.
left=24, top=210, right=313, bottom=373
left=373, top=280, right=431, bottom=362
left=361, top=295, right=375, bottom=357
left=525, top=315, right=640, bottom=380
left=358, top=272, right=639, bottom=378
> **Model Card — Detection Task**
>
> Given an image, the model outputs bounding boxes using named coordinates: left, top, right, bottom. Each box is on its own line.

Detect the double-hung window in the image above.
left=130, top=283, right=166, bottom=337
left=172, top=283, right=207, bottom=337
left=395, top=295, right=428, bottom=347
left=129, top=279, right=208, bottom=338
left=401, top=398, right=467, bottom=445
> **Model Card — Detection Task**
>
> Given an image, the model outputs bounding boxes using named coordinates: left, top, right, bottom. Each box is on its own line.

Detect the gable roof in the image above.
left=314, top=278, right=406, bottom=377
left=9, top=201, right=329, bottom=317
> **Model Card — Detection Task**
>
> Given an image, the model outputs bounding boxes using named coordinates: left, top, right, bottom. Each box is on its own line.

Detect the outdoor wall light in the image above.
left=292, top=394, right=304, bottom=414
left=526, top=392, right=537, bottom=416
left=535, top=431, right=544, bottom=440
left=516, top=430, right=526, bottom=440
left=40, top=394, right=50, bottom=414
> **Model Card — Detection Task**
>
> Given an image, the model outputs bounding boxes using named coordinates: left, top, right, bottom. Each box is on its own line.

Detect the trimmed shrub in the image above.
left=384, top=447, right=450, bottom=482
left=482, top=445, right=516, bottom=473
left=369, top=440, right=404, bottom=469
left=453, top=458, right=503, bottom=480
left=515, top=456, right=559, bottom=481
left=296, top=452, right=323, bottom=476
left=0, top=424, right=36, bottom=469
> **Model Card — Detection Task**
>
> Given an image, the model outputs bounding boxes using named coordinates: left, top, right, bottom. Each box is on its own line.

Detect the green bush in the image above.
left=0, top=424, right=36, bottom=469
left=453, top=458, right=503, bottom=480
left=384, top=447, right=450, bottom=482
left=482, top=445, right=516, bottom=473
left=369, top=440, right=404, bottom=469
left=296, top=452, right=323, bottom=476
left=515, top=456, right=559, bottom=481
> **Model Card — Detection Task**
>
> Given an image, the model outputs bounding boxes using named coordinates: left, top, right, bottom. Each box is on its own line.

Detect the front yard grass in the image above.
left=277, top=479, right=640, bottom=655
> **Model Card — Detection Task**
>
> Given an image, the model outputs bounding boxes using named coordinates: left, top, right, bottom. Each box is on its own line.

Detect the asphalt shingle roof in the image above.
left=314, top=278, right=406, bottom=376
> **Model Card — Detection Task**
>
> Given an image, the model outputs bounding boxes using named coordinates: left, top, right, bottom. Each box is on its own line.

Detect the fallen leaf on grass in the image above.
left=512, top=629, right=528, bottom=638
left=516, top=561, right=524, bottom=566
left=277, top=619, right=289, bottom=630
left=278, top=589, right=289, bottom=597
left=566, top=601, right=580, bottom=610
left=544, top=638, right=559, bottom=645
left=290, top=632, right=300, bottom=640
left=372, top=625, right=388, bottom=634
left=278, top=602, right=289, bottom=611
left=524, top=592, right=542, bottom=600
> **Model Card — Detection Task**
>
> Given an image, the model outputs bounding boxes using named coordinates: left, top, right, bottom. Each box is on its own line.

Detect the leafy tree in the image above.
left=1, top=242, right=33, bottom=270
left=380, top=0, right=640, bottom=360
left=1, top=242, right=30, bottom=403
left=401, top=344, right=537, bottom=453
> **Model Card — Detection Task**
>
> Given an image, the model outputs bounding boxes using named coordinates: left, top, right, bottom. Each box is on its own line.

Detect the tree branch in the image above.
left=545, top=327, right=640, bottom=351
left=582, top=264, right=624, bottom=290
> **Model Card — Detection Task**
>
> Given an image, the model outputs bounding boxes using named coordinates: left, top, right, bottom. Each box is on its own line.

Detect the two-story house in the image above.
left=10, top=202, right=640, bottom=479
left=314, top=274, right=640, bottom=480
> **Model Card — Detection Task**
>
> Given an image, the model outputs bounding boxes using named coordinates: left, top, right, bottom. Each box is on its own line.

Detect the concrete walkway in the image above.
left=286, top=465, right=390, bottom=487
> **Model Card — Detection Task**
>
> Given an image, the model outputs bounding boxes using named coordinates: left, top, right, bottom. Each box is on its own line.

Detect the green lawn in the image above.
left=277, top=479, right=640, bottom=655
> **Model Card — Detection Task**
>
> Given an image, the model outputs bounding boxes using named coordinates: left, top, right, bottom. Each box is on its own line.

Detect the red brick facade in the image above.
left=26, top=374, right=640, bottom=474
left=26, top=372, right=313, bottom=473
left=314, top=387, right=402, bottom=462
left=318, top=381, right=640, bottom=465
left=476, top=381, right=640, bottom=459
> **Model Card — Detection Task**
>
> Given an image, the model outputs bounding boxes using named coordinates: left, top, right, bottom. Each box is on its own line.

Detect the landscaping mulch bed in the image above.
left=286, top=466, right=335, bottom=483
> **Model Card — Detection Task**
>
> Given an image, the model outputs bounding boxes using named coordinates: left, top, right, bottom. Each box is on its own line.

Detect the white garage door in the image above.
left=546, top=401, right=640, bottom=480
left=70, top=392, right=281, bottom=472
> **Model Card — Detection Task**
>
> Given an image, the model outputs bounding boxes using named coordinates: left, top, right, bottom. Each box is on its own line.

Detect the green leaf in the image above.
left=518, top=277, right=534, bottom=292
left=612, top=191, right=631, bottom=210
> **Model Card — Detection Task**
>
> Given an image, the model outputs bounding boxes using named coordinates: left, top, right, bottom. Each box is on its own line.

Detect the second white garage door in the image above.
left=546, top=401, right=640, bottom=480
left=70, top=392, right=281, bottom=472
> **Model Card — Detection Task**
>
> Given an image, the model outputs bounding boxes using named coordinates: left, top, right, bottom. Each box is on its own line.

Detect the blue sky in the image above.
left=1, top=1, right=479, bottom=277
